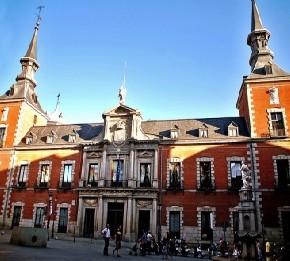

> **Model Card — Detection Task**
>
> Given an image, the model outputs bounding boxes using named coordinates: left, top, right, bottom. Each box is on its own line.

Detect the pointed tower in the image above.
left=0, top=9, right=48, bottom=148
left=237, top=0, right=290, bottom=138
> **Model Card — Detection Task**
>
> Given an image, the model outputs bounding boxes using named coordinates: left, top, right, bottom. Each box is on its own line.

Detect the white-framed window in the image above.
left=267, top=108, right=288, bottom=137
left=18, top=163, right=29, bottom=187
left=0, top=126, right=7, bottom=147
left=166, top=206, right=183, bottom=239
left=197, top=157, right=215, bottom=190
left=166, top=158, right=184, bottom=190
left=197, top=206, right=215, bottom=241
left=227, top=157, right=244, bottom=190
left=60, top=162, right=74, bottom=188
left=1, top=107, right=9, bottom=121
left=37, top=161, right=52, bottom=188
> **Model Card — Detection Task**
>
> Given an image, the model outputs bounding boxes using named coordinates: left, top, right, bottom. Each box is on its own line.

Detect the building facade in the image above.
left=0, top=1, right=289, bottom=246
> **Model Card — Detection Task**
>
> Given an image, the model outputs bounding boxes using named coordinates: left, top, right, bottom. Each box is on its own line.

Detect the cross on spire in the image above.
left=36, top=5, right=45, bottom=24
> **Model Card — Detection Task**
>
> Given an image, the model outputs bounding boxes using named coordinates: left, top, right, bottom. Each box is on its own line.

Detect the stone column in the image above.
left=125, top=197, right=132, bottom=240
left=152, top=198, right=157, bottom=237
left=97, top=196, right=103, bottom=237
left=153, top=149, right=159, bottom=188
left=128, top=146, right=135, bottom=187
left=100, top=146, right=107, bottom=187
left=76, top=197, right=83, bottom=236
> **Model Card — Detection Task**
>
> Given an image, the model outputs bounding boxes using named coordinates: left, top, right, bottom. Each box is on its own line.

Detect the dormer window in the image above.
left=68, top=129, right=77, bottom=143
left=26, top=131, right=36, bottom=144
left=46, top=131, right=57, bottom=144
left=265, top=64, right=273, bottom=75
left=46, top=135, right=53, bottom=144
left=228, top=122, right=239, bottom=137
left=170, top=127, right=179, bottom=139
left=199, top=124, right=209, bottom=138
left=69, top=134, right=76, bottom=143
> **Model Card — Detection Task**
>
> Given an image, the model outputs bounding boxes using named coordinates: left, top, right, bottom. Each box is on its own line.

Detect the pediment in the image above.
left=103, top=104, right=140, bottom=117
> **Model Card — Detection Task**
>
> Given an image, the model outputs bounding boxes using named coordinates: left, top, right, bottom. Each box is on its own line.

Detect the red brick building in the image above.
left=0, top=1, right=289, bottom=246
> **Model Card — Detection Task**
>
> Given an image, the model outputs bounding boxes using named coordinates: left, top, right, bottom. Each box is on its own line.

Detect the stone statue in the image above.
left=119, top=86, right=127, bottom=104
left=241, top=161, right=251, bottom=188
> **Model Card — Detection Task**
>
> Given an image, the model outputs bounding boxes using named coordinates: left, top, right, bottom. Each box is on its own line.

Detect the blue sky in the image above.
left=1, top=0, right=290, bottom=124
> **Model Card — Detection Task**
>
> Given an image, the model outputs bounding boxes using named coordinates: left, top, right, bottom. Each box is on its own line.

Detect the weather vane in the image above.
left=36, top=5, right=45, bottom=23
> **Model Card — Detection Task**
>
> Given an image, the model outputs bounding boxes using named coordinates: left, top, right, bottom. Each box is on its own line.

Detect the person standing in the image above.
left=102, top=224, right=111, bottom=256
left=265, top=238, right=271, bottom=261
left=256, top=239, right=262, bottom=260
left=113, top=225, right=122, bottom=257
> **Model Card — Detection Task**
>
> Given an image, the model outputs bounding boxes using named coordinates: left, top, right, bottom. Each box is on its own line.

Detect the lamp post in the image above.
left=47, top=192, right=52, bottom=241
left=51, top=196, right=58, bottom=238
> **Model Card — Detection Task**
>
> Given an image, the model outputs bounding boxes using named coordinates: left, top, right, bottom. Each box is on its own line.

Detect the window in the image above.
left=11, top=206, right=22, bottom=228
left=111, top=160, right=124, bottom=186
left=40, top=164, right=50, bottom=187
left=201, top=212, right=213, bottom=240
left=281, top=211, right=290, bottom=243
left=26, top=136, right=33, bottom=144
left=169, top=211, right=180, bottom=239
left=34, top=207, right=45, bottom=228
left=46, top=135, right=53, bottom=143
left=18, top=164, right=28, bottom=187
left=68, top=134, right=76, bottom=143
left=88, top=163, right=99, bottom=187
left=58, top=208, right=68, bottom=233
left=1, top=107, right=9, bottom=121
left=0, top=127, right=6, bottom=147
left=170, top=129, right=179, bottom=139
left=277, top=159, right=290, bottom=188
left=62, top=164, right=72, bottom=187
left=200, top=162, right=212, bottom=189
left=270, top=112, right=285, bottom=136
left=233, top=211, right=239, bottom=241
left=199, top=129, right=208, bottom=138
left=230, top=161, right=242, bottom=189
left=140, top=163, right=151, bottom=187
left=169, top=162, right=181, bottom=189
left=228, top=128, right=238, bottom=137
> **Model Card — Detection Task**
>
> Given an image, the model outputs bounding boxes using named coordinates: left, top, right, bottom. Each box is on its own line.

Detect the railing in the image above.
left=57, top=181, right=72, bottom=190
left=166, top=182, right=184, bottom=191
left=34, top=181, right=49, bottom=190
left=104, top=180, right=128, bottom=188
left=270, top=129, right=286, bottom=137
left=12, top=182, right=27, bottom=189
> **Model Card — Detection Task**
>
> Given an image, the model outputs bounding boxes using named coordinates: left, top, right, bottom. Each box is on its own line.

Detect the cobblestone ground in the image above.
left=0, top=231, right=211, bottom=261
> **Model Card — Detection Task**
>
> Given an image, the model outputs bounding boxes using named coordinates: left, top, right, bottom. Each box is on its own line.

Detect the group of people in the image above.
left=101, top=224, right=122, bottom=257
left=256, top=238, right=271, bottom=261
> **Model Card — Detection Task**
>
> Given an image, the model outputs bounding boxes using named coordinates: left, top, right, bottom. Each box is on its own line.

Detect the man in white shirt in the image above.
left=102, top=224, right=111, bottom=256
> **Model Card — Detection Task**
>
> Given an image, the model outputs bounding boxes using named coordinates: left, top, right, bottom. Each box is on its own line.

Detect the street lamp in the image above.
left=47, top=192, right=52, bottom=241
left=51, top=196, right=58, bottom=238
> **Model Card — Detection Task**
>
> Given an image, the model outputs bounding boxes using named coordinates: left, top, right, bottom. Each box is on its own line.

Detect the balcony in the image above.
left=166, top=182, right=184, bottom=191
left=104, top=180, right=128, bottom=188
left=57, top=181, right=72, bottom=190
left=270, top=128, right=287, bottom=138
left=34, top=182, right=49, bottom=190
left=12, top=182, right=27, bottom=189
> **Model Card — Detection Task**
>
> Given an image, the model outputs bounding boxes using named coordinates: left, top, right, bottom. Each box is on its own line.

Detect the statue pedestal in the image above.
left=237, top=187, right=260, bottom=260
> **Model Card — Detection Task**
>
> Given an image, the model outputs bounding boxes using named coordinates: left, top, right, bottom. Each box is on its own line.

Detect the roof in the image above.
left=18, top=123, right=103, bottom=147
left=17, top=116, right=249, bottom=147
left=141, top=117, right=249, bottom=140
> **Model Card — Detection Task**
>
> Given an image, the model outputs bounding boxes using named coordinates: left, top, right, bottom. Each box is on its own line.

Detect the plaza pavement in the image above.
left=0, top=230, right=212, bottom=261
